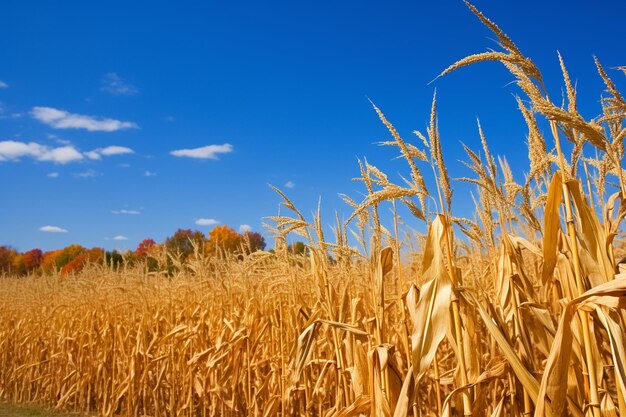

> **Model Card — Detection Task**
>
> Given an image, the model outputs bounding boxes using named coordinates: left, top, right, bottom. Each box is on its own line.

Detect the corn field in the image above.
left=2, top=3, right=626, bottom=417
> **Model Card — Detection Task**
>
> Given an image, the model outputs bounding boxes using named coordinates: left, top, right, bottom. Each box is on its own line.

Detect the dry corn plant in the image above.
left=1, top=2, right=626, bottom=417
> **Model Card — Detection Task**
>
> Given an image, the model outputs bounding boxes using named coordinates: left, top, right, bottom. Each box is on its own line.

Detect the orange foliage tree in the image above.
left=0, top=246, right=18, bottom=275
left=57, top=244, right=86, bottom=268
left=41, top=250, right=64, bottom=273
left=61, top=248, right=104, bottom=275
left=206, top=225, right=242, bottom=256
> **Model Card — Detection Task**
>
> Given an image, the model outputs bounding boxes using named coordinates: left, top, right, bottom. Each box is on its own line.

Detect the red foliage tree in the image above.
left=136, top=238, right=156, bottom=256
left=242, top=231, right=266, bottom=254
left=22, top=249, right=43, bottom=273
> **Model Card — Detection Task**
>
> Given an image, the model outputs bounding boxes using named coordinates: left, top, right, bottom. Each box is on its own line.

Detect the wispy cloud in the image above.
left=31, top=107, right=138, bottom=132
left=144, top=170, right=157, bottom=177
left=86, top=146, right=134, bottom=160
left=39, top=225, right=68, bottom=233
left=0, top=81, right=7, bottom=89
left=285, top=181, right=295, bottom=188
left=0, top=140, right=83, bottom=164
left=74, top=169, right=99, bottom=178
left=112, top=209, right=141, bottom=215
left=47, top=172, right=59, bottom=178
left=48, top=134, right=72, bottom=145
left=100, top=73, right=138, bottom=96
left=171, top=143, right=233, bottom=159
left=0, top=140, right=135, bottom=164
left=195, top=218, right=219, bottom=226
left=239, top=224, right=252, bottom=233
left=101, top=146, right=134, bottom=156
left=0, top=102, right=24, bottom=120
left=113, top=235, right=128, bottom=241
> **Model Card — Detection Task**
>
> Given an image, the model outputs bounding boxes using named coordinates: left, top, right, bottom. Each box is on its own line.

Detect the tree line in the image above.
left=0, top=225, right=266, bottom=276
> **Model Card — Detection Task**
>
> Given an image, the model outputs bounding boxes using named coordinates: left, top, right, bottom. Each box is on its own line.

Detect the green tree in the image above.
left=288, top=241, right=307, bottom=256
left=105, top=250, right=124, bottom=269
left=56, top=244, right=87, bottom=269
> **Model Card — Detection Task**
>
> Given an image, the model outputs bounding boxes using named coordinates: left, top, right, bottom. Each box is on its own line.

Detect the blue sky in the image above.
left=1, top=0, right=625, bottom=252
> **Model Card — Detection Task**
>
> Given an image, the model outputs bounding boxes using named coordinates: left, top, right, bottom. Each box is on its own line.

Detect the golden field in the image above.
left=2, top=4, right=626, bottom=417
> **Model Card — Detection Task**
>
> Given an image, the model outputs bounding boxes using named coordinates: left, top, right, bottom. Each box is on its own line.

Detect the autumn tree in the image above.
left=41, top=250, right=63, bottom=273
left=206, top=225, right=242, bottom=256
left=134, top=239, right=159, bottom=271
left=61, top=248, right=104, bottom=275
left=242, top=231, right=266, bottom=254
left=10, top=253, right=26, bottom=275
left=136, top=238, right=156, bottom=256
left=0, top=246, right=17, bottom=275
left=21, top=249, right=43, bottom=273
left=165, top=229, right=206, bottom=260
left=56, top=244, right=87, bottom=269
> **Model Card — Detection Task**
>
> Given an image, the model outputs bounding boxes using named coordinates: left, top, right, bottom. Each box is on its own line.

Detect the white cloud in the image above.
left=113, top=235, right=128, bottom=241
left=100, top=145, right=134, bottom=156
left=31, top=106, right=138, bottom=132
left=285, top=181, right=295, bottom=188
left=165, top=116, right=175, bottom=122
left=100, top=73, right=138, bottom=96
left=86, top=146, right=134, bottom=160
left=112, top=209, right=141, bottom=215
left=0, top=140, right=135, bottom=164
left=0, top=81, right=7, bottom=89
left=39, top=146, right=84, bottom=163
left=144, top=170, right=157, bottom=177
left=171, top=143, right=233, bottom=159
left=39, top=225, right=68, bottom=233
left=0, top=140, right=83, bottom=164
left=0, top=141, right=43, bottom=160
left=195, top=218, right=219, bottom=226
left=239, top=224, right=252, bottom=233
left=47, top=172, right=59, bottom=178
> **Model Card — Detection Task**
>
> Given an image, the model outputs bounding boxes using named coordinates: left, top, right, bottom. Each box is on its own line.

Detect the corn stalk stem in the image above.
left=617, top=372, right=626, bottom=417
left=433, top=351, right=443, bottom=415
left=442, top=218, right=472, bottom=416
left=393, top=199, right=403, bottom=297
left=551, top=121, right=601, bottom=417
left=509, top=256, right=533, bottom=417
